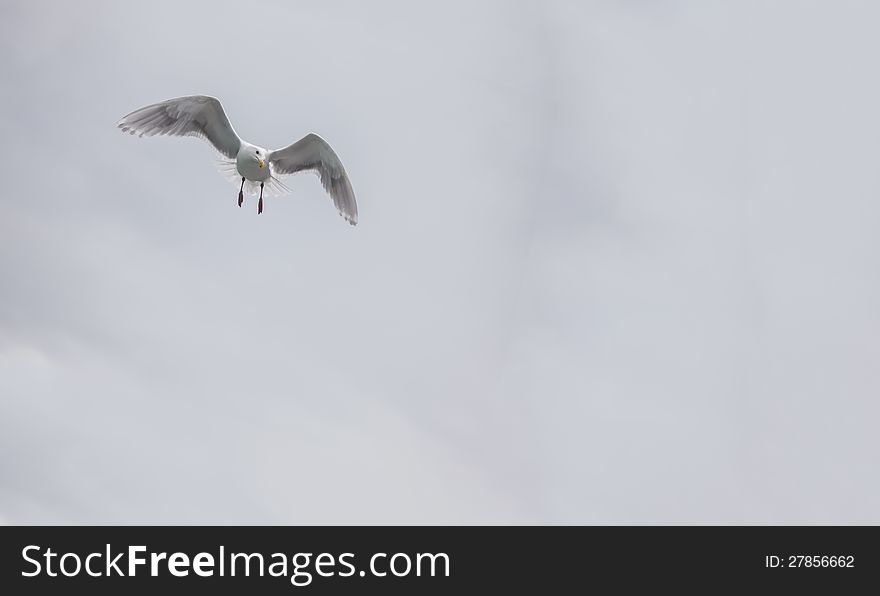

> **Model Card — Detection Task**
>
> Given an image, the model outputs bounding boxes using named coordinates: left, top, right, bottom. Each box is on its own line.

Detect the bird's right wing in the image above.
left=117, top=95, right=242, bottom=159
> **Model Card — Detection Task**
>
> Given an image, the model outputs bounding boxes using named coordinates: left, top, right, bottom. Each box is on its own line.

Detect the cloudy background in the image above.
left=1, top=0, right=878, bottom=524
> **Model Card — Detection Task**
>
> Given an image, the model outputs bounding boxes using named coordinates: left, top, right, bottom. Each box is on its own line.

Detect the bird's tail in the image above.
left=215, top=159, right=292, bottom=197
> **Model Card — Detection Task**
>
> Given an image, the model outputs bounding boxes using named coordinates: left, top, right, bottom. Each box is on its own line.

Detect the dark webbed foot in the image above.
left=258, top=182, right=264, bottom=215
left=238, top=177, right=245, bottom=208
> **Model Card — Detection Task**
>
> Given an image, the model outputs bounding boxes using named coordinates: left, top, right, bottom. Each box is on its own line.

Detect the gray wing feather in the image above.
left=269, top=133, right=358, bottom=226
left=117, top=95, right=242, bottom=159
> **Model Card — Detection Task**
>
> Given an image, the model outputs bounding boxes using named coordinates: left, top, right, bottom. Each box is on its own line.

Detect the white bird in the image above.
left=117, top=95, right=357, bottom=224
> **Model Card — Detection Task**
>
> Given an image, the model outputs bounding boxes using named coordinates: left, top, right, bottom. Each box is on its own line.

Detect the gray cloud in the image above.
left=1, top=0, right=878, bottom=524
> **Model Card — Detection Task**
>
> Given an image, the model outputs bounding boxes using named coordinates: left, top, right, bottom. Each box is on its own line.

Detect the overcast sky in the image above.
left=1, top=0, right=879, bottom=524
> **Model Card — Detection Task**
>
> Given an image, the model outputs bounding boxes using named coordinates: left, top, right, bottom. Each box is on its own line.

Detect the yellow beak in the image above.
left=258, top=159, right=265, bottom=169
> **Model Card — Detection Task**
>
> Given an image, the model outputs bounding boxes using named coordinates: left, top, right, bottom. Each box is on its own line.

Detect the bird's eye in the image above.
left=255, top=150, right=260, bottom=155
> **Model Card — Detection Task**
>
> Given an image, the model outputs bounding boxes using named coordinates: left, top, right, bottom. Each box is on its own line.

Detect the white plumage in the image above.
left=118, top=95, right=358, bottom=225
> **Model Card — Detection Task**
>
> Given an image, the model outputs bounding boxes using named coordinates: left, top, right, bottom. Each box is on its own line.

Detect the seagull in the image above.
left=117, top=95, right=357, bottom=224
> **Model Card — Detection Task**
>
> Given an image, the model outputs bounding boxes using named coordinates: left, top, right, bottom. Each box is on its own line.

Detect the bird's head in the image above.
left=253, top=147, right=265, bottom=169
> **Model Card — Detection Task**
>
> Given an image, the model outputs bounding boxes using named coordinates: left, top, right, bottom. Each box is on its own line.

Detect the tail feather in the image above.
left=215, top=159, right=291, bottom=197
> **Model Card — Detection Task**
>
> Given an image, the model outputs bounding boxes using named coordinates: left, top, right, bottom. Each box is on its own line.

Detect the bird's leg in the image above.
left=238, top=177, right=245, bottom=207
left=258, top=182, right=264, bottom=215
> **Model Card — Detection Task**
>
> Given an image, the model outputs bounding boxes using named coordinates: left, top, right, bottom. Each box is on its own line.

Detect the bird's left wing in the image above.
left=269, top=134, right=358, bottom=225
left=117, top=95, right=242, bottom=159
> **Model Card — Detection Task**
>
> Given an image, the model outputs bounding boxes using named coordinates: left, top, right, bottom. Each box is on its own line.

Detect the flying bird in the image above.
left=117, top=95, right=357, bottom=224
